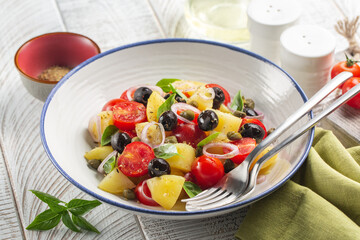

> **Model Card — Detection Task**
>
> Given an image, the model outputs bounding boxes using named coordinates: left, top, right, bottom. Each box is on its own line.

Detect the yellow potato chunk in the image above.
left=212, top=110, right=242, bottom=134
left=188, top=87, right=213, bottom=110
left=98, top=111, right=114, bottom=134
left=172, top=80, right=205, bottom=97
left=84, top=146, right=113, bottom=160
left=146, top=92, right=165, bottom=122
left=98, top=168, right=136, bottom=194
left=147, top=175, right=185, bottom=210
left=166, top=143, right=196, bottom=172
left=219, top=104, right=232, bottom=113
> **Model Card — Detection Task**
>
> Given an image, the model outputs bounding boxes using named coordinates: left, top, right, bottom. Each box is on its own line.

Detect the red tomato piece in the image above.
left=191, top=155, right=224, bottom=189
left=102, top=98, right=126, bottom=111
left=173, top=123, right=207, bottom=148
left=120, top=87, right=137, bottom=101
left=342, top=77, right=360, bottom=109
left=112, top=101, right=146, bottom=131
left=205, top=83, right=231, bottom=106
left=135, top=180, right=159, bottom=206
left=117, top=142, right=155, bottom=177
left=226, top=138, right=256, bottom=164
left=240, top=118, right=267, bottom=139
left=331, top=56, right=360, bottom=88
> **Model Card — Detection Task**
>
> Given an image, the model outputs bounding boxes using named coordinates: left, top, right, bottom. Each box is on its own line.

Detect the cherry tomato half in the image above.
left=120, top=87, right=137, bottom=101
left=173, top=123, right=207, bottom=148
left=227, top=138, right=256, bottom=164
left=112, top=101, right=146, bottom=131
left=191, top=155, right=224, bottom=189
left=240, top=118, right=267, bottom=139
left=331, top=56, right=360, bottom=88
left=135, top=180, right=159, bottom=206
left=117, top=142, right=155, bottom=177
left=102, top=98, right=126, bottom=111
left=342, top=77, right=360, bottom=109
left=205, top=83, right=231, bottom=106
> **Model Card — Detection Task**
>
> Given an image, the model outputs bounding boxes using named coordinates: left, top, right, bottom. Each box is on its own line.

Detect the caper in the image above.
left=267, top=128, right=275, bottom=135
left=123, top=189, right=136, bottom=200
left=195, top=146, right=203, bottom=157
left=188, top=100, right=199, bottom=108
left=244, top=98, right=255, bottom=109
left=233, top=110, right=246, bottom=118
left=131, top=136, right=141, bottom=142
left=88, top=159, right=101, bottom=170
left=165, top=136, right=178, bottom=144
left=227, top=131, right=242, bottom=141
left=180, top=110, right=195, bottom=121
left=223, top=159, right=235, bottom=173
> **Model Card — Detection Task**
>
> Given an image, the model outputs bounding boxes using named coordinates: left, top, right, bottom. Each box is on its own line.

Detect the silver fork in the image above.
left=183, top=71, right=355, bottom=211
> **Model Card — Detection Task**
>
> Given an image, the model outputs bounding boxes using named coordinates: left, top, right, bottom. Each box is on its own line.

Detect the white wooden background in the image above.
left=1, top=0, right=359, bottom=239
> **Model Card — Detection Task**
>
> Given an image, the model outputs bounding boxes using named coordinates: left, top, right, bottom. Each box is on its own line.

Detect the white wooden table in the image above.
left=1, top=0, right=359, bottom=239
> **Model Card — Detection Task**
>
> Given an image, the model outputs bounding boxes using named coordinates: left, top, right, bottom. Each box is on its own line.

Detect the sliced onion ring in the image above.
left=97, top=150, right=117, bottom=174
left=171, top=103, right=201, bottom=125
left=199, top=87, right=215, bottom=100
left=245, top=109, right=265, bottom=120
left=202, top=142, right=239, bottom=159
left=88, top=114, right=102, bottom=142
left=126, top=85, right=164, bottom=101
left=140, top=121, right=165, bottom=148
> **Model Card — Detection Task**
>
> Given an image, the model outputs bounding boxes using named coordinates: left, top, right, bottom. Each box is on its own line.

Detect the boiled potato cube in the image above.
left=88, top=111, right=113, bottom=142
left=98, top=168, right=135, bottom=194
left=188, top=87, right=213, bottom=110
left=84, top=146, right=113, bottom=160
left=172, top=80, right=205, bottom=97
left=135, top=122, right=163, bottom=146
left=147, top=175, right=185, bottom=210
left=166, top=143, right=196, bottom=172
left=99, top=111, right=114, bottom=134
left=147, top=92, right=165, bottom=122
left=212, top=110, right=242, bottom=134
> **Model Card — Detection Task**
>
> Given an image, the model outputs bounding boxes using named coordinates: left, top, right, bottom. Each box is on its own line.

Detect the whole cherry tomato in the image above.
left=191, top=155, right=224, bottom=189
left=331, top=55, right=360, bottom=88
left=240, top=118, right=267, bottom=139
left=225, top=138, right=257, bottom=164
left=102, top=98, right=126, bottom=111
left=173, top=123, right=207, bottom=148
left=205, top=83, right=231, bottom=106
left=112, top=100, right=146, bottom=131
left=342, top=77, right=360, bottom=109
left=117, top=142, right=155, bottom=177
left=135, top=180, right=159, bottom=206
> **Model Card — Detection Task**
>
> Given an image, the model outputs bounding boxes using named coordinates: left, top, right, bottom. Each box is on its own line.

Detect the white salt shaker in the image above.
left=280, top=25, right=336, bottom=97
left=247, top=0, right=301, bottom=64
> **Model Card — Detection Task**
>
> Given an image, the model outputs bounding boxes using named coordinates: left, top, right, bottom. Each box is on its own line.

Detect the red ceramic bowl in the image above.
left=15, top=32, right=100, bottom=101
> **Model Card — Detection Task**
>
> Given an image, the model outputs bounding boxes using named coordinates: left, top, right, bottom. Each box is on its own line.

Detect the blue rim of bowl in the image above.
left=40, top=38, right=314, bottom=217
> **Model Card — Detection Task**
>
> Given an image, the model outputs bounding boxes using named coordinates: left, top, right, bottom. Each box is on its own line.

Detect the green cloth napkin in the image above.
left=235, top=128, right=360, bottom=240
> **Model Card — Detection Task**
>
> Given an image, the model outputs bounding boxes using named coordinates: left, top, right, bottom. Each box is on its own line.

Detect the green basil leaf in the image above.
left=72, top=215, right=100, bottom=234
left=101, top=125, right=118, bottom=146
left=61, top=211, right=81, bottom=232
left=197, top=132, right=220, bottom=148
left=67, top=199, right=102, bottom=216
left=156, top=78, right=180, bottom=92
left=30, top=190, right=67, bottom=214
left=230, top=90, right=243, bottom=112
left=103, top=156, right=116, bottom=174
left=157, top=93, right=176, bottom=120
left=154, top=144, right=179, bottom=159
left=183, top=181, right=202, bottom=198
left=26, top=209, right=61, bottom=231
left=170, top=84, right=188, bottom=101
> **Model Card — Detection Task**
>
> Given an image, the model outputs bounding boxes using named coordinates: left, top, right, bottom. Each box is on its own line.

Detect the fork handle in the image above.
left=242, top=71, right=353, bottom=169
left=248, top=82, right=360, bottom=191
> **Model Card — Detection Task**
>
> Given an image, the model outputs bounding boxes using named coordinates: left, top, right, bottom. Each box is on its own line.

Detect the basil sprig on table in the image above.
left=197, top=132, right=220, bottom=148
left=27, top=190, right=101, bottom=233
left=100, top=125, right=118, bottom=146
left=157, top=93, right=176, bottom=119
left=183, top=181, right=202, bottom=198
left=230, top=90, right=244, bottom=112
left=154, top=144, right=180, bottom=159
left=156, top=78, right=180, bottom=92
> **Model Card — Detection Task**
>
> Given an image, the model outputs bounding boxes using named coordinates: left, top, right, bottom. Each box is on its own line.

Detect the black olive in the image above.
left=111, top=131, right=131, bottom=153
left=163, top=93, right=171, bottom=99
left=244, top=107, right=258, bottom=117
left=148, top=158, right=171, bottom=177
left=223, top=159, right=235, bottom=173
left=240, top=123, right=265, bottom=142
left=133, top=87, right=153, bottom=105
left=159, top=111, right=177, bottom=131
left=197, top=110, right=219, bottom=131
left=212, top=87, right=225, bottom=109
left=175, top=94, right=186, bottom=103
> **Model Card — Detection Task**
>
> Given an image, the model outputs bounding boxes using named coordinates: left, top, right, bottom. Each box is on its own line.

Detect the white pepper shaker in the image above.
left=247, top=0, right=301, bottom=64
left=280, top=25, right=336, bottom=97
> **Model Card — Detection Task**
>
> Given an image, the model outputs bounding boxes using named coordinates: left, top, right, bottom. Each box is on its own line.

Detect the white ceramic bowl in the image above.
left=41, top=39, right=313, bottom=219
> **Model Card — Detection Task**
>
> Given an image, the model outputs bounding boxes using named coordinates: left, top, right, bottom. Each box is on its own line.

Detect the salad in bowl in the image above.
left=84, top=79, right=277, bottom=210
